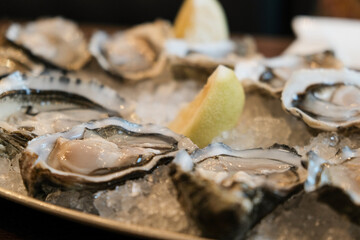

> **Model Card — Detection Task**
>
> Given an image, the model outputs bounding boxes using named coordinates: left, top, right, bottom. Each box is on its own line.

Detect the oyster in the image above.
left=89, top=20, right=172, bottom=81
left=235, top=51, right=343, bottom=97
left=305, top=147, right=360, bottom=205
left=282, top=69, right=360, bottom=131
left=6, top=17, right=90, bottom=71
left=0, top=47, right=44, bottom=77
left=170, top=143, right=306, bottom=239
left=0, top=124, right=35, bottom=160
left=0, top=72, right=133, bottom=135
left=20, top=117, right=196, bottom=198
left=168, top=36, right=257, bottom=81
left=248, top=189, right=360, bottom=240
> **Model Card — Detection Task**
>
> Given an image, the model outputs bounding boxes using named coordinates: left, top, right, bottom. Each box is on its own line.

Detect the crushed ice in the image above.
left=93, top=165, right=201, bottom=235
left=213, top=92, right=313, bottom=149
left=0, top=154, right=27, bottom=195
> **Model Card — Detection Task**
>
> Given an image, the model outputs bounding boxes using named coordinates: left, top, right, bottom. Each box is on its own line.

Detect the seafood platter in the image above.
left=1, top=1, right=360, bottom=239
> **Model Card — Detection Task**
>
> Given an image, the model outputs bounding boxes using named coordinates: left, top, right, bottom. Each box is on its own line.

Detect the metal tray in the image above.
left=0, top=186, right=207, bottom=240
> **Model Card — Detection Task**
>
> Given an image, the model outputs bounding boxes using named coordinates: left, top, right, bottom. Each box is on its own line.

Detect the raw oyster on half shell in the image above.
left=236, top=51, right=343, bottom=97
left=6, top=17, right=91, bottom=71
left=0, top=72, right=134, bottom=135
left=90, top=20, right=172, bottom=81
left=20, top=117, right=196, bottom=198
left=170, top=143, right=306, bottom=239
left=282, top=69, right=360, bottom=131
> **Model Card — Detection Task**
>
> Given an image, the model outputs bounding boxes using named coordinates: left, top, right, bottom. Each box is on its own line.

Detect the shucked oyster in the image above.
left=6, top=17, right=91, bottom=71
left=90, top=20, right=172, bottom=81
left=235, top=51, right=343, bottom=97
left=0, top=72, right=134, bottom=135
left=282, top=69, right=360, bottom=131
left=20, top=117, right=196, bottom=198
left=170, top=143, right=306, bottom=239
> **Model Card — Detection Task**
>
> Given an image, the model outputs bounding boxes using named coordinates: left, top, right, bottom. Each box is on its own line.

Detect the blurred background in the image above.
left=0, top=0, right=359, bottom=35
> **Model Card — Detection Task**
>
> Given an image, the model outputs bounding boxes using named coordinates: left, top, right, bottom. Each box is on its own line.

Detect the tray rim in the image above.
left=0, top=186, right=208, bottom=240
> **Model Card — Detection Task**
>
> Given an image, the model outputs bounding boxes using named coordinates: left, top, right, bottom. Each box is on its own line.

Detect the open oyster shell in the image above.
left=20, top=117, right=196, bottom=198
left=282, top=69, right=360, bottom=131
left=170, top=143, right=306, bottom=239
left=305, top=147, right=360, bottom=205
left=167, top=36, right=257, bottom=81
left=236, top=51, right=343, bottom=97
left=0, top=72, right=134, bottom=135
left=89, top=20, right=172, bottom=81
left=6, top=17, right=91, bottom=71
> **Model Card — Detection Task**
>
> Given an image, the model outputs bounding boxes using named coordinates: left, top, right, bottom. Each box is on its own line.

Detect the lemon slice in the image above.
left=174, top=0, right=229, bottom=43
left=169, top=65, right=245, bottom=148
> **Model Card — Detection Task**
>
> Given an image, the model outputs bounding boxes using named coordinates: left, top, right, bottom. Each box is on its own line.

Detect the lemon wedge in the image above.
left=174, top=0, right=229, bottom=43
left=169, top=65, right=245, bottom=148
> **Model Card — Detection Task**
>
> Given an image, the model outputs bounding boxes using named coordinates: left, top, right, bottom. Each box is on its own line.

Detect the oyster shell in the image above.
left=6, top=17, right=91, bottom=71
left=20, top=117, right=196, bottom=198
left=0, top=124, right=35, bottom=160
left=89, top=20, right=172, bottom=81
left=0, top=72, right=134, bottom=135
left=167, top=36, right=257, bottom=81
left=282, top=69, right=360, bottom=131
left=170, top=143, right=306, bottom=239
left=0, top=47, right=44, bottom=77
left=248, top=188, right=360, bottom=240
left=236, top=51, right=343, bottom=97
left=305, top=147, right=360, bottom=205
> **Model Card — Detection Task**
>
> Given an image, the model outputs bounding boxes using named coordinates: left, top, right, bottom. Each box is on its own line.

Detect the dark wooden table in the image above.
left=0, top=20, right=293, bottom=240
left=255, top=35, right=293, bottom=57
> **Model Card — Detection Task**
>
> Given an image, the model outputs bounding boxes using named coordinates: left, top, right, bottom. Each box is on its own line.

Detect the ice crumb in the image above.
left=174, top=150, right=194, bottom=172
left=45, top=190, right=97, bottom=214
left=296, top=132, right=360, bottom=161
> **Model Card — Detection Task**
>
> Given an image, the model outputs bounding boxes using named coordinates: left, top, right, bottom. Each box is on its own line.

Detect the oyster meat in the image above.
left=235, top=51, right=343, bottom=97
left=282, top=69, right=360, bottom=131
left=20, top=117, right=196, bottom=198
left=6, top=17, right=91, bottom=71
left=170, top=143, right=306, bottom=239
left=0, top=72, right=134, bottom=135
left=90, top=20, right=172, bottom=81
